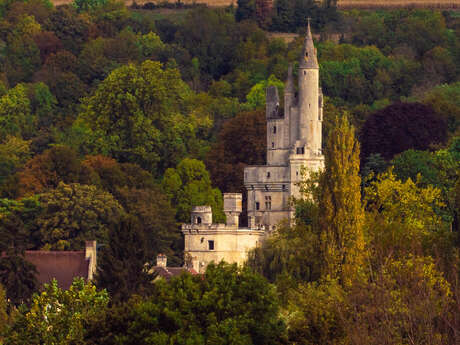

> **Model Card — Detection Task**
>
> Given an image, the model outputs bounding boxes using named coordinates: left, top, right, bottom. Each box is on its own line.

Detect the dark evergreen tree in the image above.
left=235, top=0, right=256, bottom=22
left=0, top=197, right=40, bottom=305
left=0, top=256, right=37, bottom=305
left=95, top=215, right=155, bottom=302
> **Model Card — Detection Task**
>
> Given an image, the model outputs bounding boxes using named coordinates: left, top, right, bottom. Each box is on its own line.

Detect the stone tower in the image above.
left=244, top=20, right=324, bottom=230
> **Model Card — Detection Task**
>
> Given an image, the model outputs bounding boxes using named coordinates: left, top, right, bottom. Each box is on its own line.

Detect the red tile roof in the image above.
left=24, top=251, right=89, bottom=289
left=152, top=266, right=198, bottom=280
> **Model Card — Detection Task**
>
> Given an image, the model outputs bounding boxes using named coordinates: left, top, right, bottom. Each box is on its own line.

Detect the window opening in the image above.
left=256, top=202, right=260, bottom=210
left=267, top=172, right=271, bottom=178
left=272, top=142, right=274, bottom=148
left=208, top=240, right=214, bottom=250
left=265, top=196, right=272, bottom=210
left=273, top=126, right=277, bottom=134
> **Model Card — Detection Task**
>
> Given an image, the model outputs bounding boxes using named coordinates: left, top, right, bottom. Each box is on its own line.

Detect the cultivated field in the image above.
left=49, top=0, right=460, bottom=8
left=338, top=0, right=459, bottom=9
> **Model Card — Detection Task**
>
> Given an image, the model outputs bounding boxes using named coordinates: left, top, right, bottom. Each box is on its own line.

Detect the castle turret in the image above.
left=298, top=19, right=320, bottom=153
left=284, top=64, right=296, bottom=148
left=223, top=193, right=242, bottom=227
left=244, top=18, right=324, bottom=231
left=191, top=206, right=212, bottom=225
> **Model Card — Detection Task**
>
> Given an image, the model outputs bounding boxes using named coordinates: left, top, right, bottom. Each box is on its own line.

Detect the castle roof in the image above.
left=153, top=266, right=198, bottom=280
left=285, top=64, right=295, bottom=93
left=299, top=18, right=319, bottom=69
left=24, top=250, right=90, bottom=289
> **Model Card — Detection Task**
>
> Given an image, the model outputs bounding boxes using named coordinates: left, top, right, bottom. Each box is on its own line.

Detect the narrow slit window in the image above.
left=256, top=202, right=260, bottom=210
left=273, top=126, right=277, bottom=134
left=208, top=240, right=214, bottom=250
left=272, top=142, right=274, bottom=148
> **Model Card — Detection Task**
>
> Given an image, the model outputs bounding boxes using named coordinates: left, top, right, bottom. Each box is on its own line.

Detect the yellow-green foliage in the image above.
left=319, top=115, right=365, bottom=286
left=287, top=279, right=346, bottom=345
left=7, top=278, right=109, bottom=345
left=343, top=256, right=452, bottom=345
left=365, top=169, right=446, bottom=261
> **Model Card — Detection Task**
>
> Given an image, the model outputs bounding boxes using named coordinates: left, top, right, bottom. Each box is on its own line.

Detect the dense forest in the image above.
left=0, top=0, right=459, bottom=343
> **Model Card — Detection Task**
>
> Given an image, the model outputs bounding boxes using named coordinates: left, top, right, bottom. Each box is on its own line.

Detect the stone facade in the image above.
left=244, top=20, right=324, bottom=229
left=182, top=21, right=323, bottom=271
left=182, top=194, right=265, bottom=273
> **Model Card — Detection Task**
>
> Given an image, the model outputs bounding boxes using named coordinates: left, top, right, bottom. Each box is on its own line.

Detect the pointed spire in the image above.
left=299, top=17, right=318, bottom=69
left=285, top=64, right=294, bottom=93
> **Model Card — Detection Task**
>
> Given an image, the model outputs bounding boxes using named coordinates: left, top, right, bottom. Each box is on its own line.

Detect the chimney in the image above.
left=157, top=253, right=167, bottom=267
left=85, top=241, right=97, bottom=280
left=223, top=193, right=242, bottom=227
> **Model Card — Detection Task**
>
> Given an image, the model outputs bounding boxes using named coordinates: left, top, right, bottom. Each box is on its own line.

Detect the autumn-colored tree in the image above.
left=343, top=256, right=452, bottom=345
left=33, top=31, right=62, bottom=62
left=44, top=5, right=89, bottom=55
left=319, top=115, right=365, bottom=286
left=16, top=145, right=89, bottom=197
left=206, top=110, right=266, bottom=195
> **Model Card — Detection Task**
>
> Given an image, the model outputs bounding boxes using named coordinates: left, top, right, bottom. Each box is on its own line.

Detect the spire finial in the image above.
left=299, top=17, right=318, bottom=69
left=306, top=17, right=312, bottom=38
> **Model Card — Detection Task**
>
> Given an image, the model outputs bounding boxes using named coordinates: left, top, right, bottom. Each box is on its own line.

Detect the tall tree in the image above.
left=95, top=215, right=155, bottom=302
left=114, top=187, right=182, bottom=266
left=319, top=115, right=365, bottom=286
left=0, top=255, right=37, bottom=306
left=75, top=60, right=206, bottom=175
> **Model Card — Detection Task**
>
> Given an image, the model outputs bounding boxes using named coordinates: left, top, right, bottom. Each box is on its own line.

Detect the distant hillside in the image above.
left=338, top=0, right=459, bottom=9
left=51, top=0, right=460, bottom=8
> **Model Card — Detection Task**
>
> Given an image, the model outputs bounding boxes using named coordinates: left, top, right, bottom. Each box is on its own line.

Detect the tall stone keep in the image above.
left=244, top=20, right=324, bottom=229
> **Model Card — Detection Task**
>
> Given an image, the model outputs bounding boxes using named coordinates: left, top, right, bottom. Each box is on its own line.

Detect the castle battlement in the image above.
left=244, top=19, right=324, bottom=229
left=183, top=20, right=324, bottom=272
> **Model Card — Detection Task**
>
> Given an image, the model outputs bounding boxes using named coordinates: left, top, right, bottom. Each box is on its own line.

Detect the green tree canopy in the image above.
left=162, top=158, right=224, bottom=223
left=90, top=262, right=287, bottom=345
left=75, top=60, right=208, bottom=175
left=319, top=115, right=365, bottom=286
left=36, top=182, right=124, bottom=250
left=5, top=278, right=109, bottom=345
